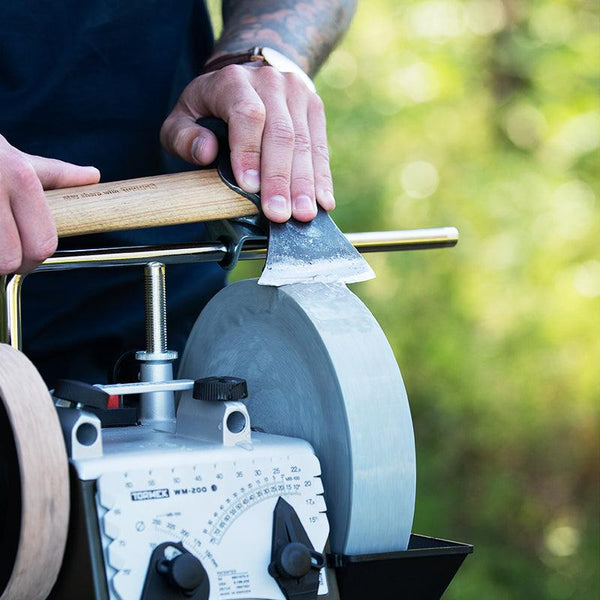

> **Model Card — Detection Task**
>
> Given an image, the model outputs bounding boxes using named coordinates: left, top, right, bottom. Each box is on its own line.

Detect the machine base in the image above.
left=51, top=473, right=470, bottom=600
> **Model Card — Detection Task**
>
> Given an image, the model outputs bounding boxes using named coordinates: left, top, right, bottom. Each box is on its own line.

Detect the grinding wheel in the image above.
left=178, top=279, right=416, bottom=555
left=0, top=344, right=69, bottom=600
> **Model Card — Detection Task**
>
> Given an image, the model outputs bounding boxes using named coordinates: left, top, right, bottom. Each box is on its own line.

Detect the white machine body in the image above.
left=71, top=426, right=330, bottom=600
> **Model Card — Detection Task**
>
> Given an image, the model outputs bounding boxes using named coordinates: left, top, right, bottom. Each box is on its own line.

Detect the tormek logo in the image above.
left=130, top=488, right=170, bottom=502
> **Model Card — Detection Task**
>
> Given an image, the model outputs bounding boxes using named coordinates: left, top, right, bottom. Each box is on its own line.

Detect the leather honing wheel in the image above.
left=0, top=344, right=69, bottom=600
left=178, top=280, right=416, bottom=555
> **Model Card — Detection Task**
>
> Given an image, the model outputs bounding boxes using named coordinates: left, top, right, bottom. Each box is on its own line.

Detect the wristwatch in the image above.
left=202, top=46, right=316, bottom=93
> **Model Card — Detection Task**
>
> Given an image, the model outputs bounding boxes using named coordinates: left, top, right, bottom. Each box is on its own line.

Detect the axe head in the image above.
left=197, top=117, right=375, bottom=287
left=258, top=207, right=374, bottom=286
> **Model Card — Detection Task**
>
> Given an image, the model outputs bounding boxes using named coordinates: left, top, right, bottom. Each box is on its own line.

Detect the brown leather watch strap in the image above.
left=202, top=47, right=264, bottom=74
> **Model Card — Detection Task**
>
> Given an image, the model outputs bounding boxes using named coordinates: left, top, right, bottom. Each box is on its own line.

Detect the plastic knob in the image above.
left=268, top=498, right=324, bottom=599
left=158, top=552, right=206, bottom=593
left=193, top=376, right=248, bottom=402
left=273, top=542, right=313, bottom=579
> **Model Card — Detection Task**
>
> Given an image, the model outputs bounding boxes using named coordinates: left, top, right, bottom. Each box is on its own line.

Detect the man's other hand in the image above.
left=0, top=135, right=100, bottom=275
left=160, top=65, right=335, bottom=223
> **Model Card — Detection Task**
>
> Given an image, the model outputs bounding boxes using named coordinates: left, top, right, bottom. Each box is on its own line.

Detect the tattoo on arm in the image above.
left=215, top=0, right=357, bottom=75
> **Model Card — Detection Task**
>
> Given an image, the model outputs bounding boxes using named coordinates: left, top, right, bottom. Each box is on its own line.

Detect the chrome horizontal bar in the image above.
left=35, top=242, right=229, bottom=272
left=96, top=379, right=195, bottom=396
left=346, top=227, right=459, bottom=252
left=34, top=227, right=458, bottom=272
left=2, top=227, right=458, bottom=349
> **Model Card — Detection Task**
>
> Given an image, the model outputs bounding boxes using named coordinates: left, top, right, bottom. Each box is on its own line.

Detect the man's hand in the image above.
left=160, top=0, right=358, bottom=223
left=0, top=135, right=100, bottom=275
left=160, top=65, right=335, bottom=223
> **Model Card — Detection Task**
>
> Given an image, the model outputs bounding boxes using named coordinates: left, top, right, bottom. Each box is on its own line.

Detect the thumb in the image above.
left=26, top=154, right=100, bottom=190
left=160, top=112, right=219, bottom=166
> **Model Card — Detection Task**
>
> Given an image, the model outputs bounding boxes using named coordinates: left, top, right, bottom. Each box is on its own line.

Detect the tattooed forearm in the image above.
left=215, top=0, right=357, bottom=76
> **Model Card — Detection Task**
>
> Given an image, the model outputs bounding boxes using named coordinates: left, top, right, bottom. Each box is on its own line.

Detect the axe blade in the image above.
left=258, top=207, right=375, bottom=286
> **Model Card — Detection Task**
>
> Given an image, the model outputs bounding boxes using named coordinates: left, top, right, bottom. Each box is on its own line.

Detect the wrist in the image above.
left=202, top=47, right=316, bottom=93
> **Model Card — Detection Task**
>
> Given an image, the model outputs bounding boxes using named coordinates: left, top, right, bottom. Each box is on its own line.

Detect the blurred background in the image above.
left=211, top=1, right=600, bottom=598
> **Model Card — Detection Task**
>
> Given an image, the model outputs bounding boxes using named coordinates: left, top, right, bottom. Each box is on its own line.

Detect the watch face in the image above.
left=261, top=47, right=316, bottom=92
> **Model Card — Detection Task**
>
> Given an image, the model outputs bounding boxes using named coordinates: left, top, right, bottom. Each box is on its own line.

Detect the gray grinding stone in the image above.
left=178, top=279, right=415, bottom=555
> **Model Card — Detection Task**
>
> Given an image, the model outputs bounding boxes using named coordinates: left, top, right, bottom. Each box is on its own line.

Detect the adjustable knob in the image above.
left=268, top=497, right=325, bottom=600
left=157, top=551, right=206, bottom=593
left=193, top=376, right=248, bottom=402
left=271, top=542, right=313, bottom=579
left=141, top=542, right=209, bottom=600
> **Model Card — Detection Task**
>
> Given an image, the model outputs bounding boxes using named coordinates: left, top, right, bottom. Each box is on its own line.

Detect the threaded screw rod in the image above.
left=144, top=262, right=167, bottom=354
left=137, top=261, right=177, bottom=427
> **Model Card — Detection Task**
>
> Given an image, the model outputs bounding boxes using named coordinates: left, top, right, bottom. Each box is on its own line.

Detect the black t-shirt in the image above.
left=0, top=1, right=225, bottom=385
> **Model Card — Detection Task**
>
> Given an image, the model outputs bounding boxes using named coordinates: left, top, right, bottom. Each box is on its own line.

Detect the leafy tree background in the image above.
left=211, top=1, right=600, bottom=597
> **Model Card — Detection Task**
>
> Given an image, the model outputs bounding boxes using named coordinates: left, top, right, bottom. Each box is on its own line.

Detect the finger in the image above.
left=225, top=88, right=266, bottom=195
left=307, top=94, right=335, bottom=211
left=159, top=67, right=251, bottom=167
left=160, top=110, right=219, bottom=166
left=257, top=70, right=294, bottom=222
left=26, top=155, right=100, bottom=190
left=287, top=78, right=317, bottom=222
left=196, top=64, right=265, bottom=187
left=0, top=191, right=22, bottom=275
left=8, top=162, right=57, bottom=273
left=162, top=67, right=266, bottom=192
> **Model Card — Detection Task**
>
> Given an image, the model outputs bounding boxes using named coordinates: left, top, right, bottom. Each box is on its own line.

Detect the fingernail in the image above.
left=320, top=190, right=335, bottom=210
left=267, top=195, right=289, bottom=217
left=192, top=136, right=206, bottom=163
left=294, top=195, right=315, bottom=213
left=243, top=169, right=260, bottom=192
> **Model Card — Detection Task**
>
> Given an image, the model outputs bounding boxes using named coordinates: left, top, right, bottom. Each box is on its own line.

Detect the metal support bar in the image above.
left=95, top=379, right=195, bottom=396
left=0, top=227, right=459, bottom=350
left=347, top=227, right=459, bottom=252
left=33, top=242, right=229, bottom=272
left=0, top=275, right=7, bottom=345
left=1, top=274, right=24, bottom=350
left=28, top=227, right=458, bottom=272
left=135, top=262, right=178, bottom=428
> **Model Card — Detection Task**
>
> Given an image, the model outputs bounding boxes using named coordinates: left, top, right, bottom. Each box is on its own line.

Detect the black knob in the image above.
left=268, top=497, right=324, bottom=599
left=142, top=542, right=209, bottom=600
left=193, top=376, right=248, bottom=402
left=158, top=551, right=206, bottom=593
left=273, top=542, right=313, bottom=579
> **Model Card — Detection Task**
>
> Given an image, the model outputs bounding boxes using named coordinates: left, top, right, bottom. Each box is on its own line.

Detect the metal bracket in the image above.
left=57, top=407, right=103, bottom=460
left=176, top=396, right=252, bottom=447
left=205, top=217, right=267, bottom=270
left=196, top=117, right=268, bottom=271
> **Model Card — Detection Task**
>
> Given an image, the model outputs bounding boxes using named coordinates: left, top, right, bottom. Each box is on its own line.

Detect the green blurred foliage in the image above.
left=220, top=0, right=600, bottom=597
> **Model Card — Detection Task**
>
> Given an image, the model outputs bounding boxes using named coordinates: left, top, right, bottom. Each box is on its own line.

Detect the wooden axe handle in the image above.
left=45, top=170, right=259, bottom=238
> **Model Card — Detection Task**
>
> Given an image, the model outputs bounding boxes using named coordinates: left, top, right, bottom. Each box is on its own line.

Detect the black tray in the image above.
left=328, top=534, right=473, bottom=600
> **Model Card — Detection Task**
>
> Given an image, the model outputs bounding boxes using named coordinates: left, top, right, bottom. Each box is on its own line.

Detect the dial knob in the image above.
left=158, top=551, right=206, bottom=592
left=272, top=542, right=313, bottom=579
left=268, top=497, right=325, bottom=599
left=193, top=376, right=248, bottom=402
left=142, top=542, right=209, bottom=600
